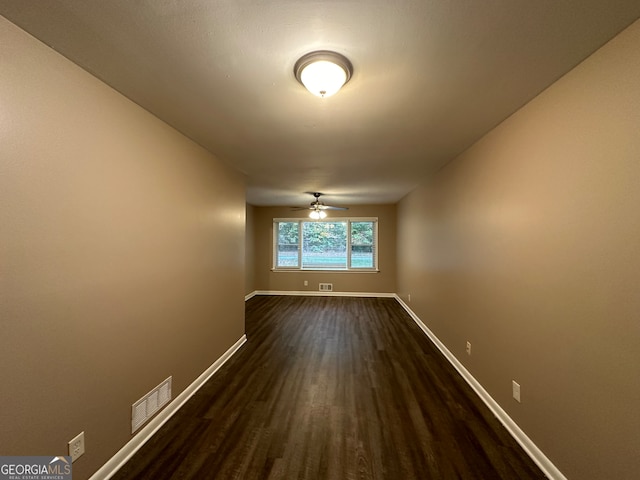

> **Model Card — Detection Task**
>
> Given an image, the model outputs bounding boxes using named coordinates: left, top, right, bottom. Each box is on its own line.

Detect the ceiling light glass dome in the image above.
left=294, top=51, right=353, bottom=98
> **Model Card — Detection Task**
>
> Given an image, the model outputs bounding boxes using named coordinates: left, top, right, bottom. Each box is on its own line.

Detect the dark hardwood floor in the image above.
left=112, top=296, right=546, bottom=480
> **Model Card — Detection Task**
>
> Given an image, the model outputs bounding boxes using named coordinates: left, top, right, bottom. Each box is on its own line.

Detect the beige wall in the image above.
left=252, top=205, right=396, bottom=293
left=0, top=18, right=245, bottom=480
left=397, top=19, right=640, bottom=480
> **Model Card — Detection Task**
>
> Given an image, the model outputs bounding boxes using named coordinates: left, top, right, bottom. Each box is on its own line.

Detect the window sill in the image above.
left=272, top=269, right=380, bottom=273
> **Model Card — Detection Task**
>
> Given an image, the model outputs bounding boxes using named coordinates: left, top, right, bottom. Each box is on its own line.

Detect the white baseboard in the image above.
left=250, top=290, right=396, bottom=298
left=393, top=295, right=566, bottom=480
left=245, top=291, right=257, bottom=301
left=90, top=335, right=247, bottom=480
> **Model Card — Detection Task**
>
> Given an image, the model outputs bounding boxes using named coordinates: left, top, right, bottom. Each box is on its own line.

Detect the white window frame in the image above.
left=273, top=217, right=379, bottom=272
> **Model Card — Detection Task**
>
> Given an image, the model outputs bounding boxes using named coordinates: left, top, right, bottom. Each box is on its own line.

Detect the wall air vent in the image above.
left=319, top=283, right=333, bottom=292
left=131, top=376, right=172, bottom=433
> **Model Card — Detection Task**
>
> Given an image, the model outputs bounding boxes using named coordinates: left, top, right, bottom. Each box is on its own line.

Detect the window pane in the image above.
left=302, top=221, right=347, bottom=269
left=274, top=218, right=377, bottom=271
left=351, top=221, right=374, bottom=268
left=277, top=222, right=299, bottom=267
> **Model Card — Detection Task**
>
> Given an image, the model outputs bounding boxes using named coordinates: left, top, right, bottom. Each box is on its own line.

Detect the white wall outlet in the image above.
left=512, top=380, right=521, bottom=403
left=303, top=280, right=308, bottom=286
left=68, top=431, right=85, bottom=462
left=466, top=341, right=471, bottom=356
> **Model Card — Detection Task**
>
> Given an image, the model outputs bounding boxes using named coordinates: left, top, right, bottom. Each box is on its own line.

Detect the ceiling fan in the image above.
left=292, top=192, right=348, bottom=219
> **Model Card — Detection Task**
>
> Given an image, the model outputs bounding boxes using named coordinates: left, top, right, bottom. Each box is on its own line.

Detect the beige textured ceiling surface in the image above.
left=1, top=1, right=639, bottom=207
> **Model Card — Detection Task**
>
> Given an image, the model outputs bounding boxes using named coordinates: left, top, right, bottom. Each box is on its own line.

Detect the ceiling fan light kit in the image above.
left=294, top=51, right=353, bottom=97
left=309, top=209, right=327, bottom=219
left=291, top=192, right=348, bottom=219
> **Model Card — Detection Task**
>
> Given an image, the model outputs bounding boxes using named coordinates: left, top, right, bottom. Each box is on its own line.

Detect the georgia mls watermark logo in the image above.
left=0, top=456, right=72, bottom=480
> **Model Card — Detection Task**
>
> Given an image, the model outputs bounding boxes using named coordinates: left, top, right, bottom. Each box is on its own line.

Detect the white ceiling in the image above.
left=1, top=1, right=639, bottom=208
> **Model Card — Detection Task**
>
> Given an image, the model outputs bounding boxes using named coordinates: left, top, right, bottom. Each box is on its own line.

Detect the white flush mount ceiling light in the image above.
left=294, top=51, right=353, bottom=98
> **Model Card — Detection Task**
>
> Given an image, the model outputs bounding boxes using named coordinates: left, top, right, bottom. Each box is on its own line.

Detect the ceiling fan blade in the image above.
left=319, top=205, right=349, bottom=210
left=290, top=206, right=313, bottom=211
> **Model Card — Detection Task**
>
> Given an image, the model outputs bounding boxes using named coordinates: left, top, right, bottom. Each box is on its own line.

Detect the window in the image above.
left=274, top=218, right=378, bottom=271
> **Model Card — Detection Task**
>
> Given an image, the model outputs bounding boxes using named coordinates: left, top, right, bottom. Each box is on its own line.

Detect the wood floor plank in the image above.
left=112, top=296, right=546, bottom=480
